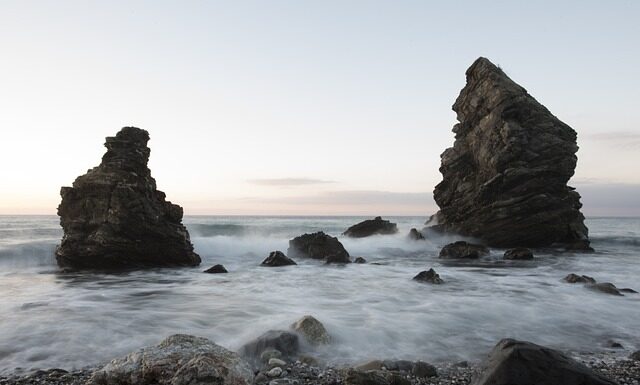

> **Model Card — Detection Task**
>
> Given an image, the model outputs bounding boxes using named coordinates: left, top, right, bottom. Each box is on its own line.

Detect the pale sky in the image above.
left=1, top=1, right=639, bottom=215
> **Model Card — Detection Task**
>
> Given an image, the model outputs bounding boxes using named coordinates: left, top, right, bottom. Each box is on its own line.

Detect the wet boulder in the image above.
left=88, top=334, right=253, bottom=385
left=503, top=247, right=533, bottom=260
left=439, top=241, right=489, bottom=259
left=203, top=264, right=228, bottom=273
left=586, top=282, right=623, bottom=296
left=290, top=315, right=331, bottom=345
left=343, top=216, right=398, bottom=238
left=288, top=232, right=350, bottom=263
left=56, top=127, right=200, bottom=270
left=413, top=268, right=444, bottom=284
left=471, top=338, right=616, bottom=385
left=408, top=228, right=425, bottom=240
left=563, top=273, right=596, bottom=284
left=261, top=251, right=297, bottom=267
left=354, top=257, right=367, bottom=264
left=239, top=330, right=299, bottom=360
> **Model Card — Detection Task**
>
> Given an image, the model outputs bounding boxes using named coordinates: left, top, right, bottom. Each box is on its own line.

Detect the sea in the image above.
left=0, top=215, right=638, bottom=374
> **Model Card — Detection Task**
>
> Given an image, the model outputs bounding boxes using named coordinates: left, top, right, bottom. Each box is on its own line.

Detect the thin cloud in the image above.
left=588, top=131, right=640, bottom=150
left=247, top=178, right=336, bottom=187
left=241, top=190, right=432, bottom=205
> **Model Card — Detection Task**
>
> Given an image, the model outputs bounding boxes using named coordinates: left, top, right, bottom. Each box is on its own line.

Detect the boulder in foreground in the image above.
left=471, top=338, right=616, bottom=385
left=428, top=57, right=590, bottom=250
left=55, top=127, right=200, bottom=270
left=288, top=232, right=350, bottom=263
left=290, top=315, right=331, bottom=345
left=88, top=334, right=253, bottom=385
left=439, top=241, right=489, bottom=259
left=239, top=330, right=299, bottom=360
left=343, top=217, right=398, bottom=238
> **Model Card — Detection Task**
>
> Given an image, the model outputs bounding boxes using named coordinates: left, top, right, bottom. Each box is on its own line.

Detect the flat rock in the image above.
left=428, top=57, right=590, bottom=249
left=261, top=251, right=297, bottom=267
left=287, top=232, right=350, bottom=263
left=290, top=315, right=330, bottom=345
left=87, top=334, right=253, bottom=385
left=439, top=241, right=489, bottom=259
left=413, top=268, right=444, bottom=284
left=503, top=247, right=533, bottom=260
left=471, top=338, right=616, bottom=385
left=343, top=217, right=398, bottom=238
left=203, top=264, right=228, bottom=273
left=55, top=127, right=200, bottom=270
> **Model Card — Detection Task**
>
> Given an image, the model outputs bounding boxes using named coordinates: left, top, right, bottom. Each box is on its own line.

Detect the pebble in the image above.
left=267, top=367, right=283, bottom=378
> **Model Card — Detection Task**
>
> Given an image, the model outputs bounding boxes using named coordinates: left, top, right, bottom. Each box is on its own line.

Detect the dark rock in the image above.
left=630, top=351, right=640, bottom=361
left=261, top=251, right=297, bottom=267
left=439, top=241, right=489, bottom=259
left=288, top=232, right=350, bottom=263
left=471, top=338, right=616, bottom=385
left=619, top=288, right=638, bottom=294
left=55, top=127, right=200, bottom=270
left=203, top=264, right=228, bottom=273
left=608, top=341, right=623, bottom=349
left=564, top=273, right=596, bottom=284
left=394, top=360, right=414, bottom=372
left=587, top=282, right=623, bottom=296
left=413, top=268, right=444, bottom=284
left=428, top=57, right=590, bottom=249
left=240, top=330, right=299, bottom=359
left=343, top=217, right=398, bottom=238
left=408, top=228, right=425, bottom=240
left=354, top=257, right=367, bottom=264
left=503, top=247, right=533, bottom=260
left=411, top=361, right=438, bottom=378
left=382, top=360, right=399, bottom=371
left=88, top=334, right=253, bottom=385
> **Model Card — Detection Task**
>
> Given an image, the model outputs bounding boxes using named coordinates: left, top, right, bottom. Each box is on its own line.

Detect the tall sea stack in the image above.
left=56, top=127, right=201, bottom=269
left=428, top=58, right=590, bottom=249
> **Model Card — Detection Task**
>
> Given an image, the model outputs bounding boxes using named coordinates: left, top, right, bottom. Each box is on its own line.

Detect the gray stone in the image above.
left=587, top=282, right=623, bottom=296
left=413, top=268, right=444, bottom=284
left=290, top=315, right=331, bottom=345
left=267, top=367, right=283, bottom=378
left=240, top=330, right=299, bottom=359
left=564, top=273, right=596, bottom=284
left=87, top=334, right=252, bottom=385
left=411, top=361, right=437, bottom=378
left=268, top=358, right=287, bottom=367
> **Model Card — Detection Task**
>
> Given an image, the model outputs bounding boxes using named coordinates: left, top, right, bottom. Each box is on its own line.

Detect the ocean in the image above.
left=0, top=215, right=638, bottom=374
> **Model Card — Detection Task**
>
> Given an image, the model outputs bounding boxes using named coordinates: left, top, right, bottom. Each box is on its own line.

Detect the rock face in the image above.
left=261, top=251, right=297, bottom=267
left=56, top=127, right=200, bottom=270
left=290, top=315, right=331, bottom=345
left=413, top=268, right=444, bottom=284
left=88, top=334, right=253, bottom=385
left=439, top=241, right=489, bottom=259
left=428, top=57, right=590, bottom=249
left=471, top=339, right=616, bottom=385
left=343, top=217, right=398, bottom=238
left=288, top=232, right=350, bottom=263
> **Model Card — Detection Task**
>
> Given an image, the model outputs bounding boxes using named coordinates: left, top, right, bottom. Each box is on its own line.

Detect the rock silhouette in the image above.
left=343, top=217, right=398, bottom=238
left=428, top=57, right=590, bottom=249
left=55, top=127, right=200, bottom=270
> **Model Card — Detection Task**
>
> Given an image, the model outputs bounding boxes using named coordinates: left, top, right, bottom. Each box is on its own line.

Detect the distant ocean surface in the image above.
left=0, top=215, right=639, bottom=374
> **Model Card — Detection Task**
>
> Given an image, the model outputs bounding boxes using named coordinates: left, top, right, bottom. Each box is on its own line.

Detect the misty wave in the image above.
left=0, top=240, right=57, bottom=267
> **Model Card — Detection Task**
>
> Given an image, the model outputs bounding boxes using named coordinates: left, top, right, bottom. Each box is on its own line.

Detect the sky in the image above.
left=0, top=1, right=639, bottom=216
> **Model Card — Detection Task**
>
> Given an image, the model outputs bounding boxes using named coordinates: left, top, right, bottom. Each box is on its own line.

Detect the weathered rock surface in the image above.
left=343, top=217, right=398, bottom=238
left=503, top=247, right=533, bottom=260
left=261, top=251, right=297, bottom=267
left=290, top=315, right=331, bottom=345
left=288, top=232, right=350, bottom=263
left=203, top=264, right=228, bottom=273
left=471, top=338, right=616, bottom=385
left=56, top=127, right=200, bottom=270
left=408, top=228, right=425, bottom=240
left=88, top=334, right=253, bottom=385
left=564, top=273, right=596, bottom=284
left=439, top=241, right=489, bottom=259
left=428, top=57, right=590, bottom=249
left=413, top=268, right=444, bottom=284
left=239, top=330, right=299, bottom=360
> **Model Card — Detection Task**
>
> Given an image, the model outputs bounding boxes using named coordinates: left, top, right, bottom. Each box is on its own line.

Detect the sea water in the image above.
left=0, top=215, right=638, bottom=373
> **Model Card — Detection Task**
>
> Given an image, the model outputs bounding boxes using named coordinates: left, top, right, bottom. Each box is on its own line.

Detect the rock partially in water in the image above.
left=503, top=247, right=533, bottom=260
left=439, top=241, right=489, bottom=259
left=203, top=264, right=228, bottom=273
left=408, top=228, right=425, bottom=240
left=428, top=57, right=590, bottom=250
left=55, top=127, right=200, bottom=270
left=88, top=334, right=253, bottom=385
left=354, top=257, right=367, bottom=264
left=564, top=273, right=596, bottom=284
left=261, top=251, right=297, bottom=267
left=290, top=315, right=330, bottom=345
left=343, top=217, right=398, bottom=238
left=288, top=232, right=350, bottom=263
left=413, top=268, right=444, bottom=284
left=471, top=339, right=616, bottom=385
left=239, top=330, right=299, bottom=360
left=619, top=287, right=638, bottom=294
left=586, top=282, right=624, bottom=296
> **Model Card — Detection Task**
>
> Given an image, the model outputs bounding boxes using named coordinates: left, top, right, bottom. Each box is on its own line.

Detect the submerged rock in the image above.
left=587, top=282, right=624, bottom=296
left=343, top=217, right=398, bottom=238
left=471, top=338, right=616, bottom=385
left=439, top=241, right=489, bottom=259
left=503, top=247, right=533, bottom=260
left=55, top=127, right=200, bottom=270
left=564, top=273, right=596, bottom=284
left=428, top=57, right=590, bottom=250
left=261, top=251, right=297, bottom=267
left=354, top=256, right=367, bottom=264
left=239, top=330, right=299, bottom=360
left=288, top=232, right=350, bottom=263
left=413, top=268, right=444, bottom=284
left=290, top=315, right=331, bottom=345
left=203, top=264, right=228, bottom=273
left=408, top=228, right=425, bottom=240
left=88, top=334, right=253, bottom=385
